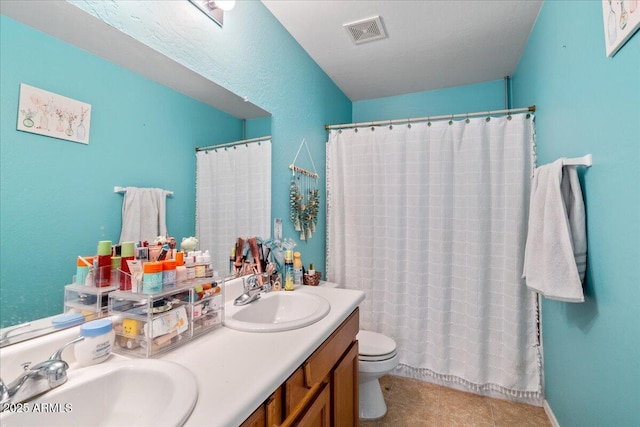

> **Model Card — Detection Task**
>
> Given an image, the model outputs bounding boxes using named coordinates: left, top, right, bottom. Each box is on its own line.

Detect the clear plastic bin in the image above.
left=109, top=276, right=224, bottom=358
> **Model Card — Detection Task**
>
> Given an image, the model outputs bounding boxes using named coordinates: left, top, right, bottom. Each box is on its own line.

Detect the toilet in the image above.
left=357, top=330, right=399, bottom=420
left=316, top=281, right=398, bottom=419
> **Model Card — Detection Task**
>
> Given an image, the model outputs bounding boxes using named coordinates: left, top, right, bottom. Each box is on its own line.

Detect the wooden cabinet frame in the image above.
left=241, top=308, right=359, bottom=427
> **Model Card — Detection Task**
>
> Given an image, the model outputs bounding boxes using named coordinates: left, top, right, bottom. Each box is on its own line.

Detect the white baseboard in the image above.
left=544, top=400, right=560, bottom=427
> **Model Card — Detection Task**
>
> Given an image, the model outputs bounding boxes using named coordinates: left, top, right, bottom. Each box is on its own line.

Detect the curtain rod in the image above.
left=324, top=105, right=536, bottom=131
left=195, top=135, right=271, bottom=152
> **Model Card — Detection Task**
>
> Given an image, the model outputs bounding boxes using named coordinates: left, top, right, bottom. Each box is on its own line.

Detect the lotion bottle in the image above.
left=284, top=250, right=294, bottom=291
left=293, top=252, right=303, bottom=286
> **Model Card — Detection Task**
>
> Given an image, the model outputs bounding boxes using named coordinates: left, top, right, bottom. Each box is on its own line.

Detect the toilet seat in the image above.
left=357, top=330, right=397, bottom=361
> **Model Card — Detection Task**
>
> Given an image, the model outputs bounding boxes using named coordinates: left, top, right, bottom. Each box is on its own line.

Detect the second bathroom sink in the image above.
left=0, top=359, right=197, bottom=427
left=224, top=291, right=330, bottom=332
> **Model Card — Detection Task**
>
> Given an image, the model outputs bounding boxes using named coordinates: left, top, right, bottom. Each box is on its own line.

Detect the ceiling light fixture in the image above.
left=189, top=0, right=236, bottom=28
left=213, top=1, right=235, bottom=11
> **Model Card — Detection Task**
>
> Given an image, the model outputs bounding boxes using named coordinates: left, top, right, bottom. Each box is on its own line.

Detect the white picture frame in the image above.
left=602, top=0, right=640, bottom=57
left=17, top=83, right=91, bottom=144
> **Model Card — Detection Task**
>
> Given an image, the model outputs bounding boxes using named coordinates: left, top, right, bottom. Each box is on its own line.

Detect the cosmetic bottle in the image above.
left=293, top=252, right=303, bottom=286
left=74, top=318, right=115, bottom=367
left=142, top=261, right=163, bottom=294
left=162, top=259, right=177, bottom=289
left=203, top=250, right=213, bottom=278
left=175, top=251, right=187, bottom=283
left=284, top=250, right=294, bottom=291
left=110, top=256, right=121, bottom=286
left=185, top=255, right=196, bottom=280
left=119, top=241, right=135, bottom=290
left=195, top=252, right=205, bottom=279
left=76, top=256, right=94, bottom=286
left=96, top=240, right=112, bottom=287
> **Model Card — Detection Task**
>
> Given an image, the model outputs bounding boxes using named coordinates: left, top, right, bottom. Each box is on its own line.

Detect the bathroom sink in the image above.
left=224, top=291, right=330, bottom=332
left=0, top=359, right=197, bottom=427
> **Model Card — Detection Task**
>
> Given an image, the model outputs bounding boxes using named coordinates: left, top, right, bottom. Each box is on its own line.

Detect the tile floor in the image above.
left=359, top=375, right=551, bottom=427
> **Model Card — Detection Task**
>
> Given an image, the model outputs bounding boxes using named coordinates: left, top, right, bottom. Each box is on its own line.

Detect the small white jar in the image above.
left=74, top=318, right=115, bottom=367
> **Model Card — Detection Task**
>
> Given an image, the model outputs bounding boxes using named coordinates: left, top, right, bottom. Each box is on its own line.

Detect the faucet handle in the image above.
left=243, top=274, right=258, bottom=290
left=49, top=336, right=85, bottom=361
left=29, top=359, right=70, bottom=389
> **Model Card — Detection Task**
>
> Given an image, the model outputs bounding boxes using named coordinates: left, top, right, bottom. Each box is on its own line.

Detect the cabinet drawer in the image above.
left=302, top=308, right=359, bottom=388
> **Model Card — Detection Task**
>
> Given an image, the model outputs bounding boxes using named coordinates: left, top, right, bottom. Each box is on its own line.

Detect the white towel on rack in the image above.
left=522, top=159, right=587, bottom=302
left=119, top=187, right=170, bottom=243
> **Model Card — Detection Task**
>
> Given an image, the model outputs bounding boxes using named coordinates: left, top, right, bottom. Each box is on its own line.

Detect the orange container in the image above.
left=143, top=261, right=163, bottom=274
left=175, top=251, right=184, bottom=266
left=77, top=256, right=94, bottom=267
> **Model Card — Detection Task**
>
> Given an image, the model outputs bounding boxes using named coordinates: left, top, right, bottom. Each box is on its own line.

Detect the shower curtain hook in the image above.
left=465, top=114, right=470, bottom=124
left=389, top=120, right=393, bottom=130
left=427, top=116, right=431, bottom=127
left=448, top=114, right=453, bottom=126
left=407, top=118, right=412, bottom=129
left=486, top=111, right=491, bottom=122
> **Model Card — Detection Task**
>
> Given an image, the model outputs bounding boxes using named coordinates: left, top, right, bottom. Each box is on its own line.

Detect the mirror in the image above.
left=0, top=1, right=271, bottom=345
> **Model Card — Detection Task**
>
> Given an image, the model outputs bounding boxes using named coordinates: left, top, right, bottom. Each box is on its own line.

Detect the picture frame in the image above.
left=602, top=0, right=640, bottom=57
left=17, top=83, right=91, bottom=144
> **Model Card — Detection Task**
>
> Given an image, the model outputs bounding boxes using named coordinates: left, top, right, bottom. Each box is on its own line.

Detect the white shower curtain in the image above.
left=196, top=141, right=271, bottom=274
left=326, top=114, right=542, bottom=403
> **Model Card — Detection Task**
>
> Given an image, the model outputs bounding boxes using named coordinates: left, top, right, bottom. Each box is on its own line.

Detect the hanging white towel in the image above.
left=522, top=159, right=587, bottom=302
left=119, top=187, right=170, bottom=243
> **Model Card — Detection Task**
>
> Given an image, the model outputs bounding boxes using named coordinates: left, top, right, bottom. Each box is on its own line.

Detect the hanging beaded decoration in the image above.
left=289, top=139, right=319, bottom=241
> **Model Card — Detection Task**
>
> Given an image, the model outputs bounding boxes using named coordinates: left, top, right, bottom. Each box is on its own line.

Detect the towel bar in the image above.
left=562, top=154, right=592, bottom=167
left=114, top=186, right=174, bottom=196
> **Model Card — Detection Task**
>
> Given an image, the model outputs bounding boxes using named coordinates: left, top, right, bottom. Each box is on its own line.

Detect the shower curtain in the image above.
left=326, top=114, right=542, bottom=403
left=196, top=141, right=271, bottom=274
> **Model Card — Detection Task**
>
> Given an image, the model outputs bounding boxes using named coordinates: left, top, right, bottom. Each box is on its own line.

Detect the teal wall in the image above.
left=353, top=79, right=506, bottom=122
left=0, top=1, right=351, bottom=327
left=0, top=15, right=242, bottom=327
left=512, top=1, right=640, bottom=426
left=72, top=0, right=352, bottom=292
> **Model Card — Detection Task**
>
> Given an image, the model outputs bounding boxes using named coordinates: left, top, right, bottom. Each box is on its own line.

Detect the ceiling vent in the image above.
left=344, top=16, right=387, bottom=45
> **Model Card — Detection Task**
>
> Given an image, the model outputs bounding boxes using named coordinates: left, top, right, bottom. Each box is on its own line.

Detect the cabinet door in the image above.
left=332, top=341, right=358, bottom=427
left=285, top=366, right=309, bottom=416
left=240, top=404, right=266, bottom=427
left=281, top=378, right=330, bottom=427
left=292, top=381, right=330, bottom=427
left=266, top=387, right=283, bottom=427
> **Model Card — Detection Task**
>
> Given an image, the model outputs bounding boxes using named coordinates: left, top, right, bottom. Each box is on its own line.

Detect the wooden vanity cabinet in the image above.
left=240, top=308, right=359, bottom=427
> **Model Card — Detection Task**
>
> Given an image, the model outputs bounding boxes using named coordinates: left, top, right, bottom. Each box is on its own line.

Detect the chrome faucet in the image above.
left=234, top=274, right=269, bottom=306
left=0, top=336, right=84, bottom=409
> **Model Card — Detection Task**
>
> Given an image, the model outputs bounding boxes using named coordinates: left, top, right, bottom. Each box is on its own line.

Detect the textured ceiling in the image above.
left=262, top=0, right=543, bottom=101
left=1, top=0, right=270, bottom=119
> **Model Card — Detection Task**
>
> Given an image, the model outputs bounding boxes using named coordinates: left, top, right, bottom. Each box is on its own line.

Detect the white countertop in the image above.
left=168, top=283, right=364, bottom=427
left=0, top=282, right=364, bottom=427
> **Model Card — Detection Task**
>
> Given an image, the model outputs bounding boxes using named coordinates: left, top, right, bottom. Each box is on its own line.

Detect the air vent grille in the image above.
left=344, top=16, right=387, bottom=45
